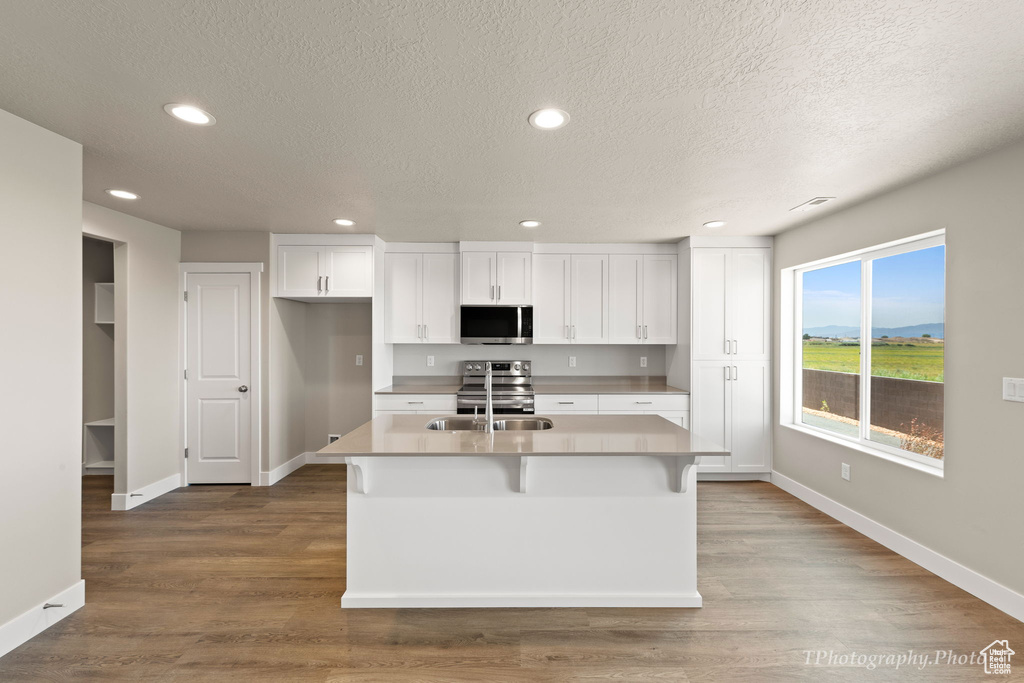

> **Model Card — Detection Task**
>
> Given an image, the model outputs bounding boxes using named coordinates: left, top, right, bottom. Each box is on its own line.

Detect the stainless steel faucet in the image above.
left=484, top=361, right=494, bottom=433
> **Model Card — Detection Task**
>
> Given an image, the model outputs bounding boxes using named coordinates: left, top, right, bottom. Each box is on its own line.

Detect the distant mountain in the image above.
left=803, top=323, right=944, bottom=339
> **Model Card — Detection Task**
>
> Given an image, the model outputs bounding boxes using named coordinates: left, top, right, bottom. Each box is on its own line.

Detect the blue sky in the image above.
left=803, top=245, right=945, bottom=329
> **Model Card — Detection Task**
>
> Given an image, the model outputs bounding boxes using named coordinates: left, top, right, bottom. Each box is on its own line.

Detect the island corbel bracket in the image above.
left=677, top=455, right=701, bottom=494
left=346, top=456, right=369, bottom=494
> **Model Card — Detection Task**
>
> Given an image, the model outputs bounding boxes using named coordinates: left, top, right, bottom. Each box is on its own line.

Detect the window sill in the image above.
left=780, top=422, right=944, bottom=478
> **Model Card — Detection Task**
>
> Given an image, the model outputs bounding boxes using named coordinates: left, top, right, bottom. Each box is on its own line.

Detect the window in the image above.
left=791, top=232, right=945, bottom=470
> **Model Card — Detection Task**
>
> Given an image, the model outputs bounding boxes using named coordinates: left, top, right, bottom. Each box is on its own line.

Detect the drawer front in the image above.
left=598, top=394, right=689, bottom=412
left=376, top=394, right=457, bottom=412
left=534, top=394, right=599, bottom=413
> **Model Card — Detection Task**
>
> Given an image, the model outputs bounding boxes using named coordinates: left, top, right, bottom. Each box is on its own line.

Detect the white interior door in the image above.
left=421, top=253, right=459, bottom=343
left=533, top=254, right=570, bottom=343
left=608, top=255, right=642, bottom=343
left=571, top=254, right=608, bottom=343
left=385, top=253, right=422, bottom=343
left=186, top=272, right=254, bottom=484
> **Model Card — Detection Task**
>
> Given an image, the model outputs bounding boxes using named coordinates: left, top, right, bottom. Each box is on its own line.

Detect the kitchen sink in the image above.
left=425, top=417, right=554, bottom=432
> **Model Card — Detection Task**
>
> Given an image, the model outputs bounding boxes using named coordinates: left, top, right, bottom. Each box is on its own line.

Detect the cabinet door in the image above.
left=608, top=255, right=642, bottom=343
left=729, top=361, right=771, bottom=472
left=277, top=245, right=323, bottom=297
left=461, top=252, right=495, bottom=304
left=421, top=253, right=459, bottom=344
left=384, top=253, right=422, bottom=343
left=691, top=361, right=732, bottom=472
left=496, top=252, right=532, bottom=304
left=642, top=254, right=677, bottom=344
left=570, top=255, right=608, bottom=343
left=324, top=246, right=373, bottom=297
left=533, top=254, right=571, bottom=343
left=729, top=248, right=771, bottom=360
left=691, top=249, right=730, bottom=359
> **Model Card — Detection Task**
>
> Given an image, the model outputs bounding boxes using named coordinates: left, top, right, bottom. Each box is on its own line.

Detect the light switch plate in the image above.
left=1003, top=378, right=1024, bottom=402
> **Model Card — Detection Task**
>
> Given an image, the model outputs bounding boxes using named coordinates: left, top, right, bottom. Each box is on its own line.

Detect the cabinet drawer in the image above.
left=598, top=394, right=689, bottom=412
left=535, top=394, right=599, bottom=413
left=376, top=394, right=457, bottom=412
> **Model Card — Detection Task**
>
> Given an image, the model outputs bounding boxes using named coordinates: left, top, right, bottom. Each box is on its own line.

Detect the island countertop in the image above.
left=317, top=413, right=725, bottom=458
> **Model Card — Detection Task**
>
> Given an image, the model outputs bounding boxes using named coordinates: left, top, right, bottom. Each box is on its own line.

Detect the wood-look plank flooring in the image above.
left=1, top=465, right=1021, bottom=681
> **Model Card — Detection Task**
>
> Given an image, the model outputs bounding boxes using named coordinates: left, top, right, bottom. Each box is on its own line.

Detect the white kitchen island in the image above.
left=317, top=414, right=727, bottom=609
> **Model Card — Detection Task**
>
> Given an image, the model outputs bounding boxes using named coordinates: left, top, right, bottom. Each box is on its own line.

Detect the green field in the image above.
left=803, top=341, right=944, bottom=382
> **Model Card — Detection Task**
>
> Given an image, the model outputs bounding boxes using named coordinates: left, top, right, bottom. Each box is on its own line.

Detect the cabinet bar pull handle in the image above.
left=491, top=284, right=495, bottom=300
left=317, top=276, right=323, bottom=293
left=417, top=324, right=421, bottom=339
left=724, top=339, right=730, bottom=355
left=558, top=401, right=575, bottom=405
left=637, top=325, right=641, bottom=339
left=498, top=284, right=502, bottom=301
left=643, top=325, right=648, bottom=340
left=565, top=324, right=569, bottom=339
left=732, top=339, right=737, bottom=354
left=725, top=366, right=731, bottom=381
left=424, top=325, right=428, bottom=340
left=407, top=401, right=424, bottom=404
left=572, top=325, right=576, bottom=339
left=325, top=276, right=329, bottom=293
left=733, top=365, right=738, bottom=380
left=635, top=401, right=653, bottom=405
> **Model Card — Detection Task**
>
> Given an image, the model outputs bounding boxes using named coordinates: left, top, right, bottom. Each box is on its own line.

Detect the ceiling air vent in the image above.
left=790, top=196, right=836, bottom=212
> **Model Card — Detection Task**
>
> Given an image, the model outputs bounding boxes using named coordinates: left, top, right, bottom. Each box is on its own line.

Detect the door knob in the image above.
left=238, top=385, right=249, bottom=393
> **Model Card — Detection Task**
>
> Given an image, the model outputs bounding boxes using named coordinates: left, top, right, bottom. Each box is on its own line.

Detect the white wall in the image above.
left=393, top=344, right=667, bottom=378
left=82, top=202, right=181, bottom=495
left=269, top=298, right=308, bottom=470
left=773, top=138, right=1024, bottom=597
left=0, top=109, right=83, bottom=633
left=82, top=237, right=115, bottom=424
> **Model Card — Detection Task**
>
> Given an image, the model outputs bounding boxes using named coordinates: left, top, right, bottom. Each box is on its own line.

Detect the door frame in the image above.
left=179, top=262, right=263, bottom=486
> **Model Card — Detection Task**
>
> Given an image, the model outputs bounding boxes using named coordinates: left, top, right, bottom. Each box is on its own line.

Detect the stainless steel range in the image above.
left=456, top=360, right=534, bottom=415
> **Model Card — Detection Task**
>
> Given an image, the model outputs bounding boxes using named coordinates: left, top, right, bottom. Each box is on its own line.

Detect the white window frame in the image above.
left=784, top=230, right=945, bottom=474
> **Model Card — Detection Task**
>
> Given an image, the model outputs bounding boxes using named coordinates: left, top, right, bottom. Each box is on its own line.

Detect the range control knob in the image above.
left=523, top=363, right=530, bottom=372
left=514, top=363, right=521, bottom=371
left=474, top=364, right=482, bottom=371
left=465, top=363, right=473, bottom=371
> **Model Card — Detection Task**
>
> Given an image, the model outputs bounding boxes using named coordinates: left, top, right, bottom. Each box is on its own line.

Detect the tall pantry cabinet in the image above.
left=678, top=237, right=772, bottom=475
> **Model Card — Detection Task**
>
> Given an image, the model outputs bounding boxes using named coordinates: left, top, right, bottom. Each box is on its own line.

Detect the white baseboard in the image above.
left=698, top=472, right=770, bottom=481
left=0, top=580, right=85, bottom=658
left=340, top=591, right=702, bottom=609
left=111, top=472, right=182, bottom=511
left=259, top=452, right=310, bottom=486
left=772, top=471, right=1024, bottom=623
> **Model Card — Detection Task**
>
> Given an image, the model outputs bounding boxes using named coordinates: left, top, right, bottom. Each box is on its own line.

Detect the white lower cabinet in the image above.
left=535, top=393, right=690, bottom=430
left=375, top=394, right=457, bottom=415
left=690, top=360, right=770, bottom=472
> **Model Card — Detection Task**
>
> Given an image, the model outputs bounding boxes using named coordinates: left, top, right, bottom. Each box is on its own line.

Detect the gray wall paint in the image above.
left=82, top=237, right=114, bottom=424
left=393, top=344, right=667, bottom=378
left=83, top=202, right=182, bottom=494
left=305, top=304, right=373, bottom=452
left=180, top=231, right=272, bottom=472
left=269, top=298, right=308, bottom=470
left=773, top=137, right=1024, bottom=596
left=0, top=108, right=82, bottom=624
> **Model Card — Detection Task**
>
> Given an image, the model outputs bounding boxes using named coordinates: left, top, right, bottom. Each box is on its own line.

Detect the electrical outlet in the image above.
left=355, top=354, right=363, bottom=366
left=640, top=356, right=648, bottom=368
left=841, top=463, right=850, bottom=481
left=426, top=355, right=434, bottom=367
left=1003, top=377, right=1024, bottom=402
left=568, top=356, right=577, bottom=368
left=328, top=434, right=341, bottom=444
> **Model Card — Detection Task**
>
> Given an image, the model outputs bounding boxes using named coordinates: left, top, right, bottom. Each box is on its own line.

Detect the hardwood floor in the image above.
left=1, top=465, right=1020, bottom=681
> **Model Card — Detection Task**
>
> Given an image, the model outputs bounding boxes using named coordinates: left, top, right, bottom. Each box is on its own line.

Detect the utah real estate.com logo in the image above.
left=981, top=640, right=1014, bottom=675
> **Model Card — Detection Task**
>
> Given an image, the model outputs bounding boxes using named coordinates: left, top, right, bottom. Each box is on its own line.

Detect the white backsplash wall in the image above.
left=393, top=345, right=667, bottom=377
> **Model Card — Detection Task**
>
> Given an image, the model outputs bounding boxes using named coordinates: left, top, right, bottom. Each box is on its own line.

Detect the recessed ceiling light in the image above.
left=528, top=109, right=570, bottom=130
left=790, top=197, right=836, bottom=212
left=703, top=220, right=726, bottom=228
left=105, top=189, right=139, bottom=200
left=333, top=218, right=355, bottom=227
left=519, top=220, right=541, bottom=228
left=163, top=103, right=216, bottom=126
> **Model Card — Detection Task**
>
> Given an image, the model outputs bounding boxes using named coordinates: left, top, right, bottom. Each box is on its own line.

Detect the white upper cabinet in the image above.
left=461, top=251, right=532, bottom=305
left=533, top=254, right=571, bottom=344
left=608, top=254, right=677, bottom=344
left=691, top=248, right=769, bottom=360
left=570, top=255, right=608, bottom=343
left=277, top=245, right=373, bottom=299
left=533, top=254, right=608, bottom=344
left=385, top=252, right=459, bottom=344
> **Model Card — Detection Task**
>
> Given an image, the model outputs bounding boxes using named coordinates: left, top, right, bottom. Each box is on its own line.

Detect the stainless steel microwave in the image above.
left=460, top=306, right=533, bottom=344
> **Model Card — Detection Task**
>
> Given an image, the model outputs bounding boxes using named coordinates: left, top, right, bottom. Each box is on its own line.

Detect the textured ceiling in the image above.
left=2, top=1, right=1024, bottom=242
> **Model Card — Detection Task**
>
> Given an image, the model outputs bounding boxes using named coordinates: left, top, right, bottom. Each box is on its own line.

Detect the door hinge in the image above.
left=183, top=291, right=188, bottom=302
left=184, top=447, right=189, bottom=459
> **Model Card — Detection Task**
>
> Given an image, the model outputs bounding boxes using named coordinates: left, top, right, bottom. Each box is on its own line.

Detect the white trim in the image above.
left=340, top=591, right=702, bottom=609
left=772, top=471, right=1024, bottom=624
left=385, top=242, right=459, bottom=253
left=458, top=240, right=534, bottom=252
left=697, top=472, right=771, bottom=481
left=260, top=452, right=309, bottom=486
left=271, top=233, right=379, bottom=247
left=532, top=243, right=678, bottom=255
left=180, top=263, right=263, bottom=486
left=0, top=580, right=85, bottom=658
left=111, top=472, right=182, bottom=511
left=682, top=235, right=774, bottom=248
